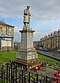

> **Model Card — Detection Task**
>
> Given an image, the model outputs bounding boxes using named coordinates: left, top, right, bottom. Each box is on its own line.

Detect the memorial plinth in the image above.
left=15, top=6, right=40, bottom=70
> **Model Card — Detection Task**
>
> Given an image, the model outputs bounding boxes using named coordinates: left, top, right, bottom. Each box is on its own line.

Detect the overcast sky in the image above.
left=0, top=0, right=60, bottom=42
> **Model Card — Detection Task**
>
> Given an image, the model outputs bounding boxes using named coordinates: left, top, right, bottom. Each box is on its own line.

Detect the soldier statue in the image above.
left=23, top=6, right=31, bottom=28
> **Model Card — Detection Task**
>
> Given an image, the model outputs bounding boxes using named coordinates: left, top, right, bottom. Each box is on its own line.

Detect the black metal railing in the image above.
left=0, top=61, right=60, bottom=83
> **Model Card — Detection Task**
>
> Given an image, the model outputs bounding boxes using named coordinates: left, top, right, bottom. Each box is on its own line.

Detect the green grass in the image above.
left=0, top=51, right=16, bottom=63
left=0, top=51, right=60, bottom=65
left=38, top=54, right=60, bottom=65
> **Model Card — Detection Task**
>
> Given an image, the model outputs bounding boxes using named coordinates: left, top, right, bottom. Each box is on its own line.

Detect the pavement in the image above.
left=38, top=67, right=57, bottom=77
left=37, top=50, right=60, bottom=60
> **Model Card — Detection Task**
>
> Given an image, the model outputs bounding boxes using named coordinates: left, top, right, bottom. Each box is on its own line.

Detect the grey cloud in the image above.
left=0, top=0, right=21, bottom=17
left=29, top=0, right=60, bottom=20
left=0, top=0, right=60, bottom=19
left=14, top=32, right=21, bottom=42
left=14, top=27, right=21, bottom=42
left=33, top=31, right=52, bottom=41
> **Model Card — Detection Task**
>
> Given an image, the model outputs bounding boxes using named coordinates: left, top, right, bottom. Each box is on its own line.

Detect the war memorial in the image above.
left=15, top=6, right=40, bottom=71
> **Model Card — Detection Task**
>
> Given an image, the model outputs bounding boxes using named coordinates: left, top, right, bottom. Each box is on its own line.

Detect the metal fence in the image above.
left=0, top=61, right=60, bottom=83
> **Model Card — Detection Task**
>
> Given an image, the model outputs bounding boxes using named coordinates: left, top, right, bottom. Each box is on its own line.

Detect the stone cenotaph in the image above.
left=16, top=6, right=40, bottom=70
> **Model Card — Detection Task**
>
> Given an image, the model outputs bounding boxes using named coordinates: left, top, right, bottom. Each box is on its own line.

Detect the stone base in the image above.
left=17, top=48, right=38, bottom=60
left=15, top=58, right=41, bottom=72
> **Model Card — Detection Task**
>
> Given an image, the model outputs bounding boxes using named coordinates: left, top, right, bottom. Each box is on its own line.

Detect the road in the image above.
left=37, top=50, right=60, bottom=60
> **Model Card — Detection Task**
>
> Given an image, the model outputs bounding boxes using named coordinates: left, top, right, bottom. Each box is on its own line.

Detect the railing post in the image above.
left=1, top=65, right=4, bottom=83
left=22, top=70, right=24, bottom=83
left=11, top=63, right=14, bottom=83
left=13, top=65, right=15, bottom=83
left=40, top=79, right=41, bottom=83
left=36, top=74, right=38, bottom=83
left=4, top=70, right=5, bottom=83
left=6, top=63, right=9, bottom=83
left=45, top=76, right=47, bottom=83
left=15, top=64, right=17, bottom=83
left=34, top=78, right=36, bottom=83
left=24, top=74, right=26, bottom=83
left=28, top=72, right=30, bottom=83
left=18, top=72, right=21, bottom=83
left=11, top=61, right=13, bottom=83
left=9, top=65, right=10, bottom=83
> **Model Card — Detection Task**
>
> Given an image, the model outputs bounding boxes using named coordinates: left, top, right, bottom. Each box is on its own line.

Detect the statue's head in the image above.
left=27, top=6, right=30, bottom=9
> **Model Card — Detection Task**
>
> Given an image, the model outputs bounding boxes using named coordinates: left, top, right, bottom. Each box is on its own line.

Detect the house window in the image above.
left=2, top=27, right=6, bottom=34
left=8, top=28, right=12, bottom=35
